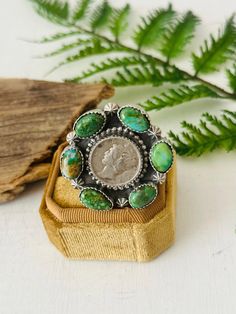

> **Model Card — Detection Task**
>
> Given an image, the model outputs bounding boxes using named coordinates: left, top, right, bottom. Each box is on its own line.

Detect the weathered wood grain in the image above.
left=0, top=78, right=114, bottom=202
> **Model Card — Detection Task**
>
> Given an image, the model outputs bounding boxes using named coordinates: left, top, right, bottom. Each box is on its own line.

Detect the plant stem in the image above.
left=72, top=24, right=236, bottom=99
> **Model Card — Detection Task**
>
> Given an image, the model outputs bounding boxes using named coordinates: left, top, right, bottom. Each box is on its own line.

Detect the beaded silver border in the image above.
left=79, top=187, right=113, bottom=211
left=85, top=127, right=149, bottom=190
left=117, top=105, right=151, bottom=133
left=60, top=145, right=84, bottom=181
left=128, top=183, right=158, bottom=209
left=149, top=140, right=175, bottom=174
left=73, top=109, right=107, bottom=139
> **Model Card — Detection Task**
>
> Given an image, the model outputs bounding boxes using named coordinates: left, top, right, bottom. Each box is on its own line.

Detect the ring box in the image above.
left=39, top=143, right=176, bottom=262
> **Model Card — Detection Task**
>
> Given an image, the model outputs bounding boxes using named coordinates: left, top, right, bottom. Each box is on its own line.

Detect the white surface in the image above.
left=0, top=1, right=236, bottom=314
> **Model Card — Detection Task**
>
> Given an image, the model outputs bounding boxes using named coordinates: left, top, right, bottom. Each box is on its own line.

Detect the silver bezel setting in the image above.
left=86, top=129, right=148, bottom=190
left=79, top=187, right=113, bottom=211
left=73, top=109, right=107, bottom=139
left=128, top=183, right=158, bottom=209
left=60, top=145, right=84, bottom=181
left=117, top=105, right=151, bottom=133
left=60, top=103, right=175, bottom=210
left=149, top=140, right=175, bottom=174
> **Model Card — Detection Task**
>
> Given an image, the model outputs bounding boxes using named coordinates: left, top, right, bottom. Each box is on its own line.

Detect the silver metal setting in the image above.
left=73, top=109, right=107, bottom=139
left=86, top=131, right=145, bottom=190
left=60, top=145, right=84, bottom=181
left=149, top=139, right=175, bottom=174
left=61, top=103, right=175, bottom=210
left=79, top=187, right=113, bottom=211
left=128, top=183, right=158, bottom=209
left=104, top=102, right=120, bottom=112
left=117, top=105, right=151, bottom=133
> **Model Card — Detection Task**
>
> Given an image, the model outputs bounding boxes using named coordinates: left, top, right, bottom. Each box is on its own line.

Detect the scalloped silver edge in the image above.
left=149, top=140, right=175, bottom=174
left=73, top=109, right=107, bottom=139
left=128, top=183, right=158, bottom=209
left=117, top=105, right=151, bottom=133
left=60, top=145, right=84, bottom=181
left=79, top=187, right=114, bottom=211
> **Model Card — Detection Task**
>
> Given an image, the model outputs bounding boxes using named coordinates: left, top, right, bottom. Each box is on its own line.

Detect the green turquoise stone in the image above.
left=150, top=142, right=173, bottom=173
left=61, top=147, right=83, bottom=179
left=119, top=107, right=150, bottom=132
left=74, top=113, right=105, bottom=138
left=80, top=188, right=112, bottom=210
left=129, top=185, right=157, bottom=209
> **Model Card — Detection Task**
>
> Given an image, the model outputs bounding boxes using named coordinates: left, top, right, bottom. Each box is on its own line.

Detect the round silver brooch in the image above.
left=60, top=103, right=174, bottom=210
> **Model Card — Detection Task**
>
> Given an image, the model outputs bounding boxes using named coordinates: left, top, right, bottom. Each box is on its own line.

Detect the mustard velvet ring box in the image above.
left=39, top=103, right=176, bottom=262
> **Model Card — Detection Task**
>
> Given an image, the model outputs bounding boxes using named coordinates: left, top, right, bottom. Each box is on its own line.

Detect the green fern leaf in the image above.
left=110, top=4, right=130, bottom=41
left=29, top=31, right=81, bottom=43
left=47, top=39, right=125, bottom=74
left=133, top=5, right=175, bottom=49
left=169, top=110, right=236, bottom=156
left=103, top=65, right=186, bottom=87
left=226, top=64, right=236, bottom=92
left=37, top=38, right=92, bottom=57
left=72, top=0, right=90, bottom=21
left=161, top=11, right=200, bottom=61
left=192, top=16, right=236, bottom=74
left=142, top=84, right=220, bottom=111
left=90, top=1, right=113, bottom=31
left=66, top=56, right=148, bottom=82
left=30, top=0, right=69, bottom=25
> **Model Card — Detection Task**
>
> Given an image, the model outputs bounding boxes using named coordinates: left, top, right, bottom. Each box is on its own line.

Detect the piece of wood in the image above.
left=0, top=78, right=114, bottom=202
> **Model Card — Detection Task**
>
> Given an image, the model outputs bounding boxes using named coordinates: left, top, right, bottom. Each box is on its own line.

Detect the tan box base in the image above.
left=39, top=144, right=176, bottom=262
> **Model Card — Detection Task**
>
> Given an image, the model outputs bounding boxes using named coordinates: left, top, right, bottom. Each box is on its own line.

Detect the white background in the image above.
left=0, top=1, right=236, bottom=313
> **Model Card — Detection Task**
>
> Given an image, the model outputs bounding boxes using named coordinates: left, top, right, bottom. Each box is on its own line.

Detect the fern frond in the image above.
left=226, top=64, right=236, bottom=92
left=47, top=39, right=125, bottom=74
left=103, top=65, right=186, bottom=87
left=161, top=11, right=200, bottom=61
left=30, top=0, right=69, bottom=25
left=192, top=16, right=236, bottom=74
left=133, top=5, right=176, bottom=49
left=142, top=84, right=220, bottom=111
left=90, top=1, right=113, bottom=31
left=110, top=4, right=130, bottom=42
left=37, top=38, right=92, bottom=57
left=169, top=110, right=236, bottom=156
left=29, top=31, right=81, bottom=43
left=72, top=0, right=90, bottom=21
left=66, top=56, right=148, bottom=82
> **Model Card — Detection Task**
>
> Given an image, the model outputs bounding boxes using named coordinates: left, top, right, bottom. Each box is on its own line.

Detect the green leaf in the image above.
left=30, top=0, right=69, bottom=25
left=66, top=56, right=148, bottom=82
left=72, top=0, right=91, bottom=21
left=110, top=4, right=130, bottom=41
left=28, top=31, right=81, bottom=43
left=161, top=11, right=200, bottom=61
left=192, top=16, right=236, bottom=74
left=37, top=38, right=92, bottom=57
left=90, top=1, right=113, bottom=31
left=133, top=5, right=176, bottom=49
left=226, top=64, right=236, bottom=92
left=169, top=110, right=236, bottom=156
left=142, top=84, right=220, bottom=111
left=47, top=38, right=125, bottom=74
left=103, top=64, right=186, bottom=86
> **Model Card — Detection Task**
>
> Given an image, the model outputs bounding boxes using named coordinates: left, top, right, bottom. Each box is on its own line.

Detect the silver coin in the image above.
left=88, top=136, right=143, bottom=188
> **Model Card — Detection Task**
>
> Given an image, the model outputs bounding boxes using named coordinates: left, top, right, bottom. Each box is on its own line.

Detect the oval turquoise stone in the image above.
left=129, top=185, right=157, bottom=209
left=150, top=142, right=173, bottom=173
left=119, top=107, right=150, bottom=132
left=74, top=112, right=105, bottom=138
left=61, top=147, right=83, bottom=179
left=80, top=188, right=112, bottom=210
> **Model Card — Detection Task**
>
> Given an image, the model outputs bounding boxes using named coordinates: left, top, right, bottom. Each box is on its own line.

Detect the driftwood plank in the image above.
left=0, top=79, right=114, bottom=202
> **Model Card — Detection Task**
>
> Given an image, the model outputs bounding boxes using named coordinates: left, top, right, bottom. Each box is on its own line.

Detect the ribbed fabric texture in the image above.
left=39, top=143, right=176, bottom=261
